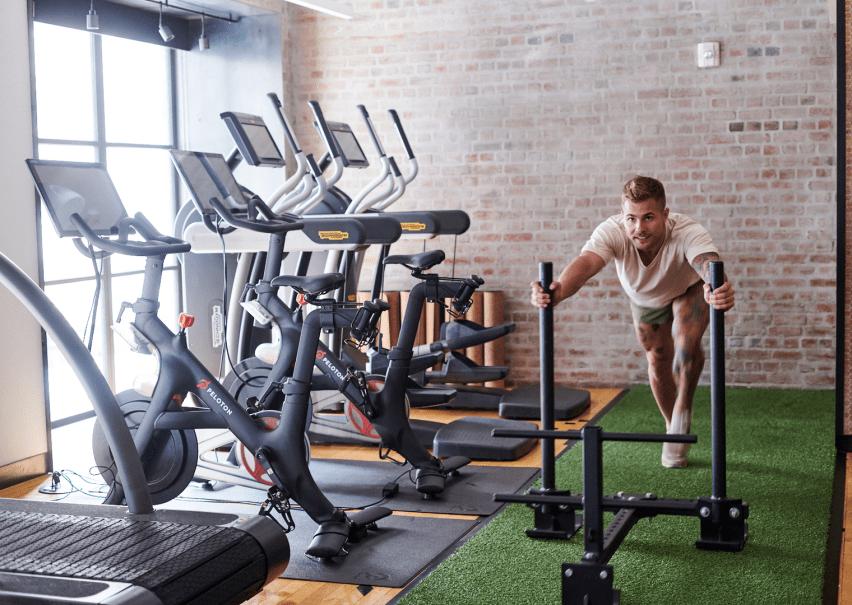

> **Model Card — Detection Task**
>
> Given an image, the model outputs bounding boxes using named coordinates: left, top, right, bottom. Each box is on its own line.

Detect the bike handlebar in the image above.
left=209, top=196, right=305, bottom=235
left=70, top=212, right=192, bottom=257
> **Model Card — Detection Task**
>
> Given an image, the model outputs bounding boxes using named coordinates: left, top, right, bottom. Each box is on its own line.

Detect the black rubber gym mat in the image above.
left=312, top=459, right=538, bottom=515
left=11, top=485, right=484, bottom=587
left=277, top=509, right=479, bottom=587
left=182, top=459, right=539, bottom=516
left=61, top=495, right=480, bottom=588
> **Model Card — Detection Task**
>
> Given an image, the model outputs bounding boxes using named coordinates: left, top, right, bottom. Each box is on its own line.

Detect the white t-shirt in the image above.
left=580, top=212, right=718, bottom=308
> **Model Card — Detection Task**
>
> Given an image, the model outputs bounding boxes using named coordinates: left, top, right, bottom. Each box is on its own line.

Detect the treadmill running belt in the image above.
left=0, top=510, right=267, bottom=605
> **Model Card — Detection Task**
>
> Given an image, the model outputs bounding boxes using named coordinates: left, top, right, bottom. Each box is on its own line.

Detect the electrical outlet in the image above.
left=696, top=42, right=720, bottom=68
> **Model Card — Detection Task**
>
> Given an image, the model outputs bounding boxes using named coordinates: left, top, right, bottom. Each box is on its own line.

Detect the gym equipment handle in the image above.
left=309, top=100, right=340, bottom=159
left=306, top=153, right=321, bottom=177
left=388, top=109, right=415, bottom=160
left=709, top=259, right=726, bottom=499
left=492, top=428, right=698, bottom=443
left=358, top=104, right=386, bottom=157
left=539, top=261, right=556, bottom=490
left=209, top=196, right=305, bottom=235
left=70, top=212, right=191, bottom=257
left=267, top=92, right=302, bottom=154
left=388, top=156, right=401, bottom=177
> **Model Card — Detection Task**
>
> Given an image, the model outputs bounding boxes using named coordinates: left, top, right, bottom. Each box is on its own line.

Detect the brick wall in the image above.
left=281, top=0, right=837, bottom=391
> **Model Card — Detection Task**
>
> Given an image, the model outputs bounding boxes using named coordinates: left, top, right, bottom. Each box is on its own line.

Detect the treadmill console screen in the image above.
left=25, top=159, right=128, bottom=237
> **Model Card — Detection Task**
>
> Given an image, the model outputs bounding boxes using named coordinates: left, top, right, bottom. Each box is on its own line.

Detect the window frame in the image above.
left=32, top=25, right=182, bottom=431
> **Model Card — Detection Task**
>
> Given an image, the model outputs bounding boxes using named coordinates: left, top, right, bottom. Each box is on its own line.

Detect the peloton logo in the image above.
left=197, top=379, right=232, bottom=416
left=316, top=350, right=345, bottom=381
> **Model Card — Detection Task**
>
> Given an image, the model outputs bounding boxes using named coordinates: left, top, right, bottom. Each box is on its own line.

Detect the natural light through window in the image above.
left=32, top=22, right=178, bottom=434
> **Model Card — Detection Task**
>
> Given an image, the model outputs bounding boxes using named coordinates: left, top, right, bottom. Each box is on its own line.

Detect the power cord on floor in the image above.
left=38, top=469, right=110, bottom=500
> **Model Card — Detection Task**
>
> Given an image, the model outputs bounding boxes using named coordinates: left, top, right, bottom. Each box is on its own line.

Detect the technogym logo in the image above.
left=318, top=230, right=349, bottom=241
left=400, top=222, right=426, bottom=231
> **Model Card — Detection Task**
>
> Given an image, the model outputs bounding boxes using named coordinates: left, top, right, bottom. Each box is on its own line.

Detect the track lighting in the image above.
left=86, top=0, right=99, bottom=30
left=198, top=14, right=209, bottom=51
left=158, top=2, right=174, bottom=42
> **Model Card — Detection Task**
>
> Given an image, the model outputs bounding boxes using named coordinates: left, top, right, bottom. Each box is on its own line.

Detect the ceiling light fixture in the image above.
left=198, top=14, right=209, bottom=51
left=284, top=0, right=353, bottom=20
left=159, top=2, right=175, bottom=42
left=86, top=0, right=99, bottom=30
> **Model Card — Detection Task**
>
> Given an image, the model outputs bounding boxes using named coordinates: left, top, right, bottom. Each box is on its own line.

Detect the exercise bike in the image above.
left=169, top=148, right=471, bottom=496
left=26, top=158, right=391, bottom=560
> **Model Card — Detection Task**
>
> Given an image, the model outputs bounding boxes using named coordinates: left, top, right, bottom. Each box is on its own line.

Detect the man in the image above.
left=530, top=175, right=735, bottom=468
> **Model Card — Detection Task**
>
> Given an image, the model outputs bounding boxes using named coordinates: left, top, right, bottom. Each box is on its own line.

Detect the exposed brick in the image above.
left=287, top=0, right=835, bottom=392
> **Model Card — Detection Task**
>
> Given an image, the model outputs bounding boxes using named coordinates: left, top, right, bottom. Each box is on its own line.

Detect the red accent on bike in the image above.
left=345, top=401, right=381, bottom=440
left=179, top=313, right=195, bottom=328
left=297, top=293, right=307, bottom=306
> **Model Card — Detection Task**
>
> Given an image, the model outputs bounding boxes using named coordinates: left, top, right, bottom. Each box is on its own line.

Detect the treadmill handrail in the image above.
left=0, top=250, right=154, bottom=514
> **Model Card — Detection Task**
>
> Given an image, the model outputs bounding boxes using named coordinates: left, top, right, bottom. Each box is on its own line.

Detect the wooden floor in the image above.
left=7, top=389, right=849, bottom=605
left=838, top=453, right=852, bottom=605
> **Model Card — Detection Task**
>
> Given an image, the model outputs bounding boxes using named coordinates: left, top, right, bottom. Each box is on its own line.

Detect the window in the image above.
left=32, top=23, right=180, bottom=451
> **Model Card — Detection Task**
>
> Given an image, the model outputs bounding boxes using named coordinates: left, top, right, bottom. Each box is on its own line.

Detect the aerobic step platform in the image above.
left=498, top=385, right=591, bottom=420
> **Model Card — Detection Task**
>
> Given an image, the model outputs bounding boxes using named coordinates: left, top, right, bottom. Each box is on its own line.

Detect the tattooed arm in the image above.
left=530, top=251, right=606, bottom=309
left=691, top=251, right=735, bottom=311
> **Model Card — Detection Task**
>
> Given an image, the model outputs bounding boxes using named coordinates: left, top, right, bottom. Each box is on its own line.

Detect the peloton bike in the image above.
left=212, top=98, right=541, bottom=462
left=25, top=158, right=393, bottom=560
left=311, top=102, right=592, bottom=422
left=174, top=98, right=535, bottom=463
left=0, top=163, right=292, bottom=604
left=169, top=148, right=472, bottom=496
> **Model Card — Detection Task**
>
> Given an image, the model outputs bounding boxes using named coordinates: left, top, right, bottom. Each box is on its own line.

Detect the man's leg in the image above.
left=630, top=304, right=676, bottom=428
left=665, top=281, right=711, bottom=466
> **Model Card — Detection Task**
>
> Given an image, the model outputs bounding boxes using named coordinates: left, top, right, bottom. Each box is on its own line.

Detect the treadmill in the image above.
left=0, top=159, right=291, bottom=604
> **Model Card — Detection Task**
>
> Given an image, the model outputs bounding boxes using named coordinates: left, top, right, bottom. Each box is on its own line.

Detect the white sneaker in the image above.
left=661, top=409, right=691, bottom=468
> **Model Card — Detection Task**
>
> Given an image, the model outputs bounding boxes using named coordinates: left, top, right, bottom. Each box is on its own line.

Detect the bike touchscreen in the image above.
left=169, top=150, right=247, bottom=216
left=25, top=159, right=129, bottom=238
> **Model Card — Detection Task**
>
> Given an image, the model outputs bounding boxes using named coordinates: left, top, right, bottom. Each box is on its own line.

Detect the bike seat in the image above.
left=270, top=272, right=345, bottom=295
left=383, top=249, right=445, bottom=271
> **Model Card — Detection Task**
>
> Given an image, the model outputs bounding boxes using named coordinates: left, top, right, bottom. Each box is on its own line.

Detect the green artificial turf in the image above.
left=397, top=386, right=835, bottom=605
